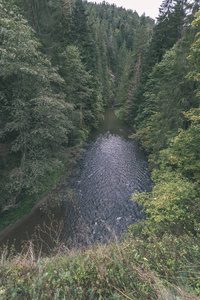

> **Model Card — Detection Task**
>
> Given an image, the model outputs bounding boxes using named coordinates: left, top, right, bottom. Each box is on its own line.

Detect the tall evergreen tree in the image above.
left=148, top=0, right=189, bottom=65
left=134, top=26, right=198, bottom=165
left=72, top=0, right=97, bottom=73
left=59, top=45, right=103, bottom=135
left=15, top=0, right=73, bottom=63
left=0, top=1, right=73, bottom=209
left=126, top=0, right=199, bottom=127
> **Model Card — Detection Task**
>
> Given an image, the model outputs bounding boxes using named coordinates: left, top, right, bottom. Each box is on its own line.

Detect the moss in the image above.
left=0, top=195, right=38, bottom=231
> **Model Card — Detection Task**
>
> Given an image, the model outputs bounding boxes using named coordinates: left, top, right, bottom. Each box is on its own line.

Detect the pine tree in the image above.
left=59, top=45, right=102, bottom=134
left=72, top=0, right=97, bottom=73
left=134, top=27, right=198, bottom=165
left=126, top=0, right=198, bottom=127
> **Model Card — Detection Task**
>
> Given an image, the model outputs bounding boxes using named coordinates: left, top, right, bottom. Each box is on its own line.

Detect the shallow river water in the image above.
left=62, top=110, right=152, bottom=245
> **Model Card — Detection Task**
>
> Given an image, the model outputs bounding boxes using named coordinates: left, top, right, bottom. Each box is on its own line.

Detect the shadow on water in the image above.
left=63, top=109, right=152, bottom=247
left=0, top=201, right=63, bottom=255
left=90, top=109, right=132, bottom=140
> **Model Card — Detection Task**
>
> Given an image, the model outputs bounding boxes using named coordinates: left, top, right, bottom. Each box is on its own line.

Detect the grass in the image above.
left=0, top=220, right=200, bottom=300
left=0, top=194, right=38, bottom=231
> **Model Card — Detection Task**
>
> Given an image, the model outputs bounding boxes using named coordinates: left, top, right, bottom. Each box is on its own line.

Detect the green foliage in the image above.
left=149, top=0, right=191, bottom=63
left=1, top=230, right=200, bottom=299
left=59, top=45, right=102, bottom=131
left=130, top=10, right=200, bottom=244
left=132, top=108, right=200, bottom=236
left=0, top=195, right=38, bottom=231
left=72, top=0, right=98, bottom=74
left=86, top=1, right=154, bottom=110
left=0, top=0, right=73, bottom=208
left=188, top=10, right=200, bottom=82
left=15, top=0, right=73, bottom=62
left=132, top=171, right=199, bottom=234
left=133, top=29, right=198, bottom=165
left=125, top=1, right=199, bottom=127
left=115, top=15, right=154, bottom=122
left=160, top=108, right=200, bottom=181
left=127, top=228, right=200, bottom=295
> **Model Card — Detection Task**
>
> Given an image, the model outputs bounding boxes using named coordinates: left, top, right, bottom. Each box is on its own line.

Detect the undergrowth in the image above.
left=0, top=221, right=200, bottom=300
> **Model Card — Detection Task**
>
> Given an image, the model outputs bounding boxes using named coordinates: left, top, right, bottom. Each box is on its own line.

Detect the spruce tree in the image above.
left=0, top=1, right=73, bottom=209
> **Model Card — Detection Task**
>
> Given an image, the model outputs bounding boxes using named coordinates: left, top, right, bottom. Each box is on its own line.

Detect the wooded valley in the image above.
left=0, top=0, right=200, bottom=298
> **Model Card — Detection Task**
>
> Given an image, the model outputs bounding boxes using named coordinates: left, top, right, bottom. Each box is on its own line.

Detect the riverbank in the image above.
left=0, top=142, right=85, bottom=252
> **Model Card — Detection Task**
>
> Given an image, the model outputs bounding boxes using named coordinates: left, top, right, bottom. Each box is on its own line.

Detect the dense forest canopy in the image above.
left=0, top=0, right=154, bottom=210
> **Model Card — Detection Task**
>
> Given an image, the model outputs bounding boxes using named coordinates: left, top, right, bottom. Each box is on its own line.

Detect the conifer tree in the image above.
left=126, top=0, right=198, bottom=127
left=72, top=0, right=97, bottom=73
left=0, top=1, right=73, bottom=209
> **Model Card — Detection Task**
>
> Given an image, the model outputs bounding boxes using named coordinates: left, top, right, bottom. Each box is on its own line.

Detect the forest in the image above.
left=0, top=0, right=200, bottom=299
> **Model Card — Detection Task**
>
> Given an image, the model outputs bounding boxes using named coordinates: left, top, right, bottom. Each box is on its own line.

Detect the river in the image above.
left=62, top=109, right=152, bottom=246
left=0, top=109, right=152, bottom=252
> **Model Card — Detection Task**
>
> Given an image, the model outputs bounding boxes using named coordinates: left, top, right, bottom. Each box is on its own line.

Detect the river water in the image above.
left=0, top=109, right=152, bottom=251
left=62, top=109, right=152, bottom=246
